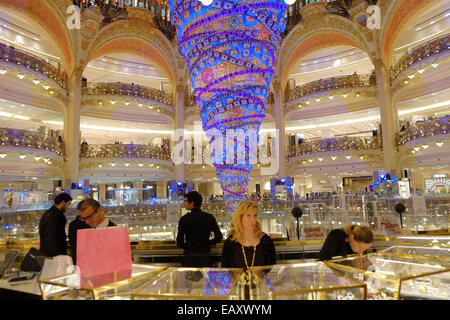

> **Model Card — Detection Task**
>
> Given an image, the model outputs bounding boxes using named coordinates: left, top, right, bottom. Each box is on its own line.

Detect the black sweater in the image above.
left=39, top=205, right=67, bottom=256
left=176, top=207, right=223, bottom=254
left=316, top=229, right=355, bottom=261
left=221, top=234, right=276, bottom=268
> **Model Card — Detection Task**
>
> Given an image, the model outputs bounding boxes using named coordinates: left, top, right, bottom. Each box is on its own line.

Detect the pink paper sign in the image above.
left=76, top=227, right=132, bottom=288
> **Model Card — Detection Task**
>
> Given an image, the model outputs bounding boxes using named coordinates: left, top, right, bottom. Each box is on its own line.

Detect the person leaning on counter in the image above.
left=316, top=224, right=374, bottom=261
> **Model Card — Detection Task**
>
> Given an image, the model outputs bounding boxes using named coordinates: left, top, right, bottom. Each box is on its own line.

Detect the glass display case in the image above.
left=395, top=235, right=450, bottom=248
left=248, top=262, right=367, bottom=300
left=131, top=267, right=243, bottom=300
left=39, top=264, right=166, bottom=300
left=326, top=253, right=450, bottom=300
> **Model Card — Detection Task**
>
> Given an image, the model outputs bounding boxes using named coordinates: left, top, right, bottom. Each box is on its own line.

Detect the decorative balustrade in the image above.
left=0, top=43, right=67, bottom=88
left=80, top=143, right=172, bottom=161
left=390, top=34, right=449, bottom=83
left=0, top=128, right=63, bottom=155
left=288, top=135, right=382, bottom=157
left=288, top=73, right=376, bottom=102
left=83, top=82, right=173, bottom=107
left=397, top=115, right=449, bottom=146
left=76, top=0, right=175, bottom=40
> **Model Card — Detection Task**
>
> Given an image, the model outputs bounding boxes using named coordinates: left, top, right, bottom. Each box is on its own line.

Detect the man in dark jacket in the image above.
left=68, top=199, right=116, bottom=264
left=39, top=192, right=73, bottom=256
left=176, top=191, right=223, bottom=267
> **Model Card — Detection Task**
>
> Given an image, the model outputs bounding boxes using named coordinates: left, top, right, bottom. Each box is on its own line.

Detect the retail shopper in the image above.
left=176, top=191, right=223, bottom=267
left=221, top=200, right=276, bottom=269
left=316, top=224, right=373, bottom=261
left=39, top=192, right=73, bottom=257
left=68, top=199, right=116, bottom=264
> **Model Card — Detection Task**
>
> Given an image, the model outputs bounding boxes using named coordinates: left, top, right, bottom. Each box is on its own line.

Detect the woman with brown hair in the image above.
left=316, top=224, right=374, bottom=261
left=221, top=200, right=276, bottom=269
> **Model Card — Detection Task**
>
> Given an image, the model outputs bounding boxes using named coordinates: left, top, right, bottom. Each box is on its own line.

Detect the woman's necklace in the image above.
left=241, top=243, right=256, bottom=269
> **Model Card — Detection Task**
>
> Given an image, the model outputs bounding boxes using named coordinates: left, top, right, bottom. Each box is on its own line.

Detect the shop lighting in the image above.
left=111, top=163, right=116, bottom=166
left=34, top=156, right=41, bottom=161
left=315, top=98, right=321, bottom=102
left=33, top=79, right=40, bottom=84
left=413, top=147, right=420, bottom=151
left=329, top=96, right=334, bottom=100
left=331, top=156, right=337, bottom=160
left=305, top=101, right=310, bottom=105
left=356, top=93, right=360, bottom=97
left=432, top=63, right=438, bottom=68
left=0, top=154, right=6, bottom=158
left=345, top=156, right=352, bottom=159
left=436, top=142, right=444, bottom=147
left=19, top=155, right=26, bottom=159
left=417, top=69, right=425, bottom=74
left=17, top=74, right=25, bottom=79
left=98, top=164, right=102, bottom=167
left=404, top=81, right=408, bottom=84
left=308, top=159, right=313, bottom=163
left=138, top=104, right=143, bottom=107
left=43, top=85, right=50, bottom=90
left=422, top=145, right=429, bottom=149
left=111, top=101, right=116, bottom=104
left=124, top=163, right=130, bottom=167
left=0, top=69, right=6, bottom=75
left=408, top=75, right=415, bottom=79
left=138, top=163, right=143, bottom=167
left=124, top=102, right=130, bottom=105
left=318, top=158, right=323, bottom=162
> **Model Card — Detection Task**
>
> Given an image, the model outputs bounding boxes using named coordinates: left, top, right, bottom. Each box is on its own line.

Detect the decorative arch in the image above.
left=281, top=31, right=366, bottom=87
left=381, top=0, right=431, bottom=66
left=0, top=0, right=73, bottom=68
left=84, top=17, right=178, bottom=86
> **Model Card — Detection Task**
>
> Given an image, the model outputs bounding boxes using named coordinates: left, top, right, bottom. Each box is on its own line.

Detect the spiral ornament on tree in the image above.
left=169, top=0, right=288, bottom=211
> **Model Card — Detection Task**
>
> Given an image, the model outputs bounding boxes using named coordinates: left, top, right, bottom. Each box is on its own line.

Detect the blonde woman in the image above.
left=316, top=224, right=374, bottom=261
left=221, top=200, right=276, bottom=269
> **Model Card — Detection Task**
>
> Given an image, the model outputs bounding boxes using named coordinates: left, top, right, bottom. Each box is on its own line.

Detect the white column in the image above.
left=63, top=67, right=82, bottom=190
left=175, top=83, right=185, bottom=183
left=273, top=80, right=286, bottom=179
left=374, top=59, right=399, bottom=175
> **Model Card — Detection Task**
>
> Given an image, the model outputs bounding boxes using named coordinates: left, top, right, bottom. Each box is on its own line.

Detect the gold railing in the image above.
left=0, top=43, right=67, bottom=88
left=83, top=82, right=173, bottom=106
left=287, top=73, right=376, bottom=102
left=80, top=143, right=171, bottom=161
left=288, top=135, right=382, bottom=157
left=397, top=115, right=449, bottom=145
left=0, top=128, right=63, bottom=155
left=390, top=34, right=449, bottom=82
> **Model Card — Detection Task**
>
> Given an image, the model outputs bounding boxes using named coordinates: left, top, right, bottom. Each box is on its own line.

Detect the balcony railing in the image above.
left=397, top=115, right=449, bottom=146
left=0, top=43, right=67, bottom=88
left=288, top=135, right=382, bottom=157
left=390, top=34, right=449, bottom=83
left=76, top=0, right=176, bottom=41
left=83, top=82, right=173, bottom=107
left=287, top=73, right=376, bottom=102
left=80, top=143, right=172, bottom=161
left=0, top=128, right=63, bottom=155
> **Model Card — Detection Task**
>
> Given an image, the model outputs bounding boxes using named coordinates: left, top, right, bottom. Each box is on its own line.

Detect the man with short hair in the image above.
left=176, top=191, right=223, bottom=267
left=68, top=199, right=116, bottom=264
left=39, top=192, right=73, bottom=256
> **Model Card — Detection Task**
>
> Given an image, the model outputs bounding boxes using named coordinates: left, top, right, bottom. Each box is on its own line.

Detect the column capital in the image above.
left=70, top=65, right=84, bottom=79
left=272, top=79, right=281, bottom=91
left=372, top=58, right=386, bottom=70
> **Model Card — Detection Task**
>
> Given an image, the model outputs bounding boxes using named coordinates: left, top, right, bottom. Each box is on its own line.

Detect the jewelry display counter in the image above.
left=39, top=264, right=165, bottom=300
left=325, top=253, right=450, bottom=300
left=131, top=267, right=243, bottom=300
left=248, top=262, right=367, bottom=300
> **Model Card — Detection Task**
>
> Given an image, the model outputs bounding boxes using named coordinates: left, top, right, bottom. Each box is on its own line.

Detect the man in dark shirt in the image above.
left=176, top=191, right=222, bottom=267
left=39, top=192, right=73, bottom=256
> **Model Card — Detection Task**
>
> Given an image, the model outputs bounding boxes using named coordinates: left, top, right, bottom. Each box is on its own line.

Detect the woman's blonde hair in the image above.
left=229, top=200, right=264, bottom=243
left=342, top=224, right=373, bottom=244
